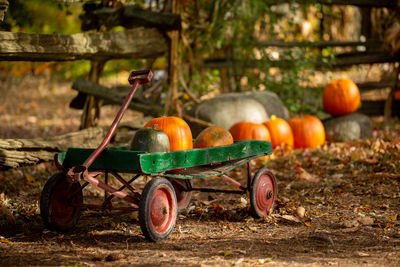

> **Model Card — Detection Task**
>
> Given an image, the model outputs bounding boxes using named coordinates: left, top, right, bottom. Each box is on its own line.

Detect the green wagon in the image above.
left=40, top=70, right=277, bottom=242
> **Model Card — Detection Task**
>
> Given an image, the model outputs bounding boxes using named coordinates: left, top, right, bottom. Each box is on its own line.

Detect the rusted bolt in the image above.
left=266, top=190, right=273, bottom=199
left=162, top=206, right=168, bottom=215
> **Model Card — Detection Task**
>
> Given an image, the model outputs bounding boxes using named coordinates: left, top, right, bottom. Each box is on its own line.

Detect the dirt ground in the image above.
left=0, top=74, right=399, bottom=266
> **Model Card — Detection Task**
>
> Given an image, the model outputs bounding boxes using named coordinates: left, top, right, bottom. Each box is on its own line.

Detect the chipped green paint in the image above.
left=138, top=140, right=271, bottom=174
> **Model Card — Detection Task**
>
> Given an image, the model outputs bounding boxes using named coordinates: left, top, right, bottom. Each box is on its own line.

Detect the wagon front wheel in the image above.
left=40, top=172, right=83, bottom=232
left=139, top=178, right=177, bottom=242
left=250, top=168, right=277, bottom=218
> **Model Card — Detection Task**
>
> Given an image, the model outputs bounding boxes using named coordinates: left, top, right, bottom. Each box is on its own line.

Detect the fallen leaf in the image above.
left=331, top=173, right=344, bottom=180
left=344, top=219, right=360, bottom=228
left=295, top=168, right=320, bottom=183
left=350, top=149, right=366, bottom=161
left=234, top=258, right=244, bottom=265
left=90, top=230, right=101, bottom=236
left=357, top=216, right=374, bottom=226
left=213, top=204, right=225, bottom=211
left=257, top=258, right=271, bottom=264
left=356, top=251, right=370, bottom=257
left=304, top=221, right=312, bottom=227
left=223, top=251, right=232, bottom=257
left=248, top=226, right=258, bottom=232
left=281, top=215, right=301, bottom=223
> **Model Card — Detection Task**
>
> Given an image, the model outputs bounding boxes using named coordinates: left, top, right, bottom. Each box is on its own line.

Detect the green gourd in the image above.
left=129, top=127, right=170, bottom=152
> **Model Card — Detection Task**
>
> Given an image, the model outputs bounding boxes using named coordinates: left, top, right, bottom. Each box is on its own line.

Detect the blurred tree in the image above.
left=3, top=0, right=81, bottom=33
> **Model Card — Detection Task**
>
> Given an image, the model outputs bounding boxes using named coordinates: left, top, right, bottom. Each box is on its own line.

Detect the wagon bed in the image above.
left=57, top=140, right=272, bottom=177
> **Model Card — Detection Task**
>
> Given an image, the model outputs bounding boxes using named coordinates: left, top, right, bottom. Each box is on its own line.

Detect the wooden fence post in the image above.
left=361, top=7, right=372, bottom=43
left=80, top=60, right=106, bottom=129
left=0, top=0, right=8, bottom=21
left=164, top=0, right=182, bottom=116
left=384, top=64, right=400, bottom=120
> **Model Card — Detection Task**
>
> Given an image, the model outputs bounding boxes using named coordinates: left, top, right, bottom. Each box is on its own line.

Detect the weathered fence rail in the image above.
left=0, top=28, right=167, bottom=61
left=204, top=51, right=399, bottom=70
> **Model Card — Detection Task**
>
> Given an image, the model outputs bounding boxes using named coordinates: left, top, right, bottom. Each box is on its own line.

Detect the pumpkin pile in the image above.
left=131, top=112, right=327, bottom=154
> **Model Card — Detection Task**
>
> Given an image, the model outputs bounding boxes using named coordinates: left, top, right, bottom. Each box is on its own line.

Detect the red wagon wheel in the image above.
left=250, top=168, right=277, bottom=218
left=169, top=178, right=192, bottom=211
left=40, top=172, right=83, bottom=232
left=139, top=178, right=177, bottom=242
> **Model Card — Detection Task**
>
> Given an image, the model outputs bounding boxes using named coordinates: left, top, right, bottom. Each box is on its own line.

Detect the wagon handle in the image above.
left=67, top=69, right=153, bottom=182
left=128, top=69, right=153, bottom=84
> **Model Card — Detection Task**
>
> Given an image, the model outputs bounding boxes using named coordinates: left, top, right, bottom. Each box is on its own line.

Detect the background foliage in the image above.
left=0, top=0, right=376, bottom=116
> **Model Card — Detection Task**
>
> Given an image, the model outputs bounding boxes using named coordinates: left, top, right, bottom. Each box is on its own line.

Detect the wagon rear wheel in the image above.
left=169, top=178, right=192, bottom=211
left=250, top=168, right=277, bottom=218
left=139, top=178, right=177, bottom=242
left=40, top=172, right=83, bottom=232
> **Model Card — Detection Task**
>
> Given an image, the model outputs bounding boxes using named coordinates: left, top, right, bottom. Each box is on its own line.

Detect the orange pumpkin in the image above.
left=289, top=115, right=325, bottom=149
left=229, top=121, right=271, bottom=141
left=144, top=116, right=193, bottom=151
left=264, top=116, right=294, bottom=148
left=323, top=79, right=360, bottom=115
left=194, top=126, right=234, bottom=148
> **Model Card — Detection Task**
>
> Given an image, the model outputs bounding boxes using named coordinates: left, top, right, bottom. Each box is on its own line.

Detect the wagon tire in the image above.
left=169, top=179, right=192, bottom=211
left=250, top=168, right=277, bottom=218
left=40, top=172, right=83, bottom=232
left=139, top=178, right=177, bottom=242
